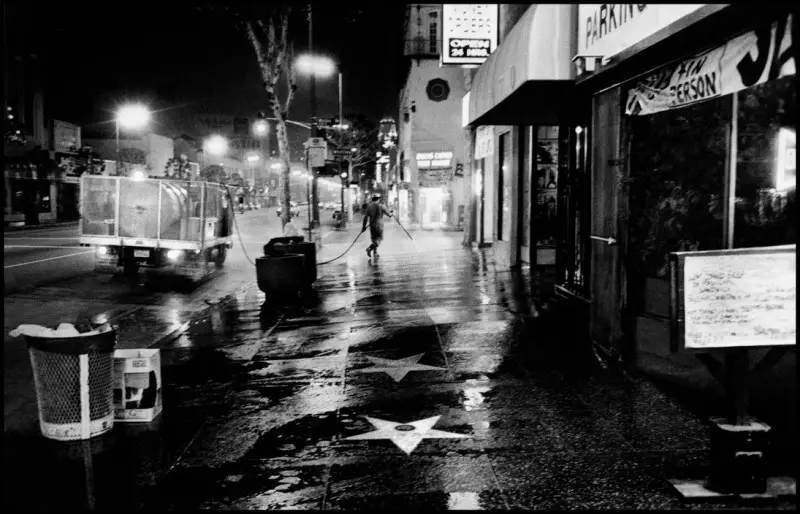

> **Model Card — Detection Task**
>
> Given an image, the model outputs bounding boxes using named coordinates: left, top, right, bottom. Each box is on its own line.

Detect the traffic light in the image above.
left=257, top=111, right=267, bottom=120
left=455, top=163, right=464, bottom=176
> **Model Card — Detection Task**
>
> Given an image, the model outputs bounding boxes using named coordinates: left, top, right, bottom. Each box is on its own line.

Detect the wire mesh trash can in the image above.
left=27, top=329, right=117, bottom=441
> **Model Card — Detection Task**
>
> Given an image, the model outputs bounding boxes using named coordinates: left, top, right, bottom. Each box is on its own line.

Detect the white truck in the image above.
left=79, top=175, right=234, bottom=279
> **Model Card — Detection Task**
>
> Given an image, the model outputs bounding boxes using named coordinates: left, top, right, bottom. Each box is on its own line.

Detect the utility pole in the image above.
left=308, top=4, right=320, bottom=233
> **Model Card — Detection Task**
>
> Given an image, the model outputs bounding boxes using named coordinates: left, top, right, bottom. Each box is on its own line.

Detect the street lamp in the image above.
left=253, top=119, right=268, bottom=136
left=204, top=135, right=228, bottom=156
left=115, top=104, right=150, bottom=176
left=296, top=53, right=343, bottom=230
left=253, top=119, right=270, bottom=171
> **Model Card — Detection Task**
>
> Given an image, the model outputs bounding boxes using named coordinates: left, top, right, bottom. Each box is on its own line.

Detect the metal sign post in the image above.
left=668, top=244, right=796, bottom=499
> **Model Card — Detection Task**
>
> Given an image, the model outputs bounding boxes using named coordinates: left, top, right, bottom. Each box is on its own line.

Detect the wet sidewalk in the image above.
left=4, top=231, right=796, bottom=511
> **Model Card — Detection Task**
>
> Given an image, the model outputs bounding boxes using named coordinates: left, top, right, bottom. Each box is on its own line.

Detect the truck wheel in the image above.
left=215, top=245, right=227, bottom=267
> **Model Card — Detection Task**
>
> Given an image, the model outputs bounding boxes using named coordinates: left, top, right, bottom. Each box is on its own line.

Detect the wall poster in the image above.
left=535, top=127, right=560, bottom=249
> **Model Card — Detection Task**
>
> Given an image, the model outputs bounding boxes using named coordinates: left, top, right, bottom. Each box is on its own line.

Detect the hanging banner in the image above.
left=626, top=13, right=795, bottom=115
left=419, top=167, right=454, bottom=188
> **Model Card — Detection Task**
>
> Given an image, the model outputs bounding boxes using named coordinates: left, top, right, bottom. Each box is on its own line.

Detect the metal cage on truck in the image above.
left=78, top=175, right=234, bottom=276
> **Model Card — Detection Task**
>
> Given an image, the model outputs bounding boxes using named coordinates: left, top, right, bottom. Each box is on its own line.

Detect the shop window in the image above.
left=627, top=95, right=728, bottom=281
left=535, top=127, right=560, bottom=251
left=733, top=75, right=796, bottom=248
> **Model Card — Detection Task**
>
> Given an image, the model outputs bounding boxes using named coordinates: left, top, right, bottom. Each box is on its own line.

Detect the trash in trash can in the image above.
left=11, top=323, right=117, bottom=441
left=113, top=349, right=162, bottom=422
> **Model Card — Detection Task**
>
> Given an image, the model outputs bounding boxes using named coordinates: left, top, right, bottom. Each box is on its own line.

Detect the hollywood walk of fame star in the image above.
left=357, top=353, right=445, bottom=382
left=344, top=416, right=469, bottom=455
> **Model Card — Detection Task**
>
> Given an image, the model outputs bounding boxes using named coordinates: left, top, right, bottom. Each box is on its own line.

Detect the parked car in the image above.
left=276, top=201, right=300, bottom=218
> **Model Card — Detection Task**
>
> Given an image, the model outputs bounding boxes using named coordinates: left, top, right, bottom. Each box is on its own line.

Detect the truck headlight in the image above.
left=166, top=250, right=182, bottom=261
left=97, top=246, right=108, bottom=255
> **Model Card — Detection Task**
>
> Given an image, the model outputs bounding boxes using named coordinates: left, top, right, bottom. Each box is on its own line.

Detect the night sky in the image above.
left=18, top=2, right=407, bottom=137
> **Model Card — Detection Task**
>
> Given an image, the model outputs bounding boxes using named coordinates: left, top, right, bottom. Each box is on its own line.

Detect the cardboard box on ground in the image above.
left=113, top=349, right=162, bottom=422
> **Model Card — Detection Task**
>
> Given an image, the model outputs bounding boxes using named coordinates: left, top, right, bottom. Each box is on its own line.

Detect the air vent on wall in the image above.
left=426, top=79, right=450, bottom=102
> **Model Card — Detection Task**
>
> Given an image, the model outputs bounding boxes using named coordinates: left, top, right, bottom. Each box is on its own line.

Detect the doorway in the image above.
left=589, top=87, right=623, bottom=358
left=519, top=127, right=533, bottom=264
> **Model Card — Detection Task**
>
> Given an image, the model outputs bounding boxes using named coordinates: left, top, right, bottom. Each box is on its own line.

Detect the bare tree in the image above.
left=241, top=6, right=297, bottom=229
left=203, top=4, right=298, bottom=227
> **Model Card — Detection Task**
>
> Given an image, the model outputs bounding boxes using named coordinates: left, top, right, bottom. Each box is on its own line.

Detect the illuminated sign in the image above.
left=416, top=151, right=454, bottom=169
left=442, top=5, right=499, bottom=66
left=579, top=4, right=706, bottom=60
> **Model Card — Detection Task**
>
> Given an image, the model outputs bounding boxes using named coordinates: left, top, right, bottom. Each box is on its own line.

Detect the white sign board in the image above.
left=474, top=126, right=494, bottom=159
left=417, top=151, right=454, bottom=169
left=672, top=245, right=796, bottom=351
left=307, top=147, right=326, bottom=168
left=442, top=4, right=499, bottom=66
left=578, top=4, right=706, bottom=59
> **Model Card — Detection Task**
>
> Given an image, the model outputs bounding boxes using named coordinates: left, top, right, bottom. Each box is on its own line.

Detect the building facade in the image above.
left=568, top=4, right=796, bottom=408
left=83, top=132, right=176, bottom=178
left=462, top=4, right=578, bottom=269
left=4, top=4, right=83, bottom=226
left=398, top=4, right=469, bottom=229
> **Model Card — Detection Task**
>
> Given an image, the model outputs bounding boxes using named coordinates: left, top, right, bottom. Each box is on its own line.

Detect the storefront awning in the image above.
left=468, top=4, right=577, bottom=127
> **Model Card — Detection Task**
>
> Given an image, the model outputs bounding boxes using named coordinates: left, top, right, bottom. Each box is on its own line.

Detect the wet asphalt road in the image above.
left=3, top=221, right=796, bottom=511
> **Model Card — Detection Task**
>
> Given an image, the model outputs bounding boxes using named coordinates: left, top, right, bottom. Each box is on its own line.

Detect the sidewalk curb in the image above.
left=4, top=221, right=79, bottom=233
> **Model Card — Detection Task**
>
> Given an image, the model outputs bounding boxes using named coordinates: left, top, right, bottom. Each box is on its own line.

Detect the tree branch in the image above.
left=245, top=21, right=270, bottom=81
left=283, top=41, right=297, bottom=117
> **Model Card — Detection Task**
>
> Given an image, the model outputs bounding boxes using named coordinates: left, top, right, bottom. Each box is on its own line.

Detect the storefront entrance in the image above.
left=419, top=187, right=444, bottom=228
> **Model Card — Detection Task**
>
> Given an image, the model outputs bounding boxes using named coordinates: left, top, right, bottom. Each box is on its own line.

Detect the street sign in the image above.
left=308, top=147, right=326, bottom=168
left=333, top=149, right=351, bottom=156
left=316, top=117, right=339, bottom=128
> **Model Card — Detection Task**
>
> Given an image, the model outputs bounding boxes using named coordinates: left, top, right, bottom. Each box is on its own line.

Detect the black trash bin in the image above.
left=264, top=236, right=317, bottom=285
left=256, top=253, right=306, bottom=297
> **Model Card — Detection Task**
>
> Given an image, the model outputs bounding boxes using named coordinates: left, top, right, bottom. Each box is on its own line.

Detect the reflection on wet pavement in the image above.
left=3, top=241, right=796, bottom=511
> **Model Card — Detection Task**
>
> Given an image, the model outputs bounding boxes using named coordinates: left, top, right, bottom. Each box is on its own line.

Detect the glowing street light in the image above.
left=204, top=135, right=228, bottom=156
left=114, top=103, right=150, bottom=176
left=117, top=104, right=150, bottom=130
left=295, top=54, right=336, bottom=77
left=253, top=119, right=268, bottom=136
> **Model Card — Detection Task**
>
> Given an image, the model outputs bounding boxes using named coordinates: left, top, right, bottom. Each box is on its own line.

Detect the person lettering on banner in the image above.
left=362, top=193, right=393, bottom=258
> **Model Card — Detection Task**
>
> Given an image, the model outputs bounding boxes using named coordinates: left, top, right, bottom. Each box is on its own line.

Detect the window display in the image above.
left=627, top=95, right=728, bottom=280
left=536, top=126, right=561, bottom=250
left=733, top=75, right=796, bottom=248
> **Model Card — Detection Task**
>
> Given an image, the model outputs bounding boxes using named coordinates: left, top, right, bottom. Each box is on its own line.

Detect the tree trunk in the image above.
left=272, top=98, right=291, bottom=229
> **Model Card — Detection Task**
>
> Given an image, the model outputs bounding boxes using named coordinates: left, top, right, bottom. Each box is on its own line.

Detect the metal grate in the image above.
left=29, top=348, right=115, bottom=441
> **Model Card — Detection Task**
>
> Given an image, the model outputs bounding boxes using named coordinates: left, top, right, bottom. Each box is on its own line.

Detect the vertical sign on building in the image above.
left=442, top=5, right=499, bottom=66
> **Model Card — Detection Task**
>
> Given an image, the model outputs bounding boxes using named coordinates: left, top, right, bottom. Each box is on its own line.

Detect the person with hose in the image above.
left=362, top=193, right=393, bottom=258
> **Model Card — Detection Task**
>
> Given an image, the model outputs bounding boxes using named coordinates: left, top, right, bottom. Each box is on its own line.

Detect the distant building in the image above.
left=4, top=4, right=83, bottom=226
left=397, top=4, right=469, bottom=229
left=83, top=132, right=176, bottom=178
